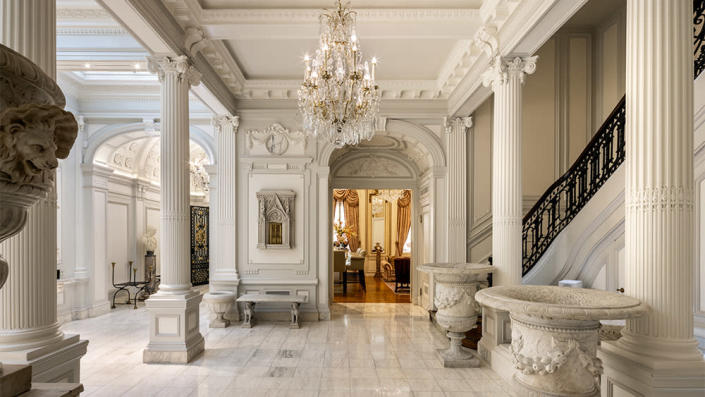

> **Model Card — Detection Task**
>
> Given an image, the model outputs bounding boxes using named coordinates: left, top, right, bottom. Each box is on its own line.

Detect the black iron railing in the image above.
left=696, top=0, right=705, bottom=78
left=520, top=2, right=705, bottom=276
left=521, top=97, right=625, bottom=276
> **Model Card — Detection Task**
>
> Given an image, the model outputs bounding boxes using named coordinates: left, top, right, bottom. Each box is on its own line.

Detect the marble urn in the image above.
left=475, top=285, right=648, bottom=397
left=203, top=291, right=235, bottom=328
left=418, top=263, right=493, bottom=368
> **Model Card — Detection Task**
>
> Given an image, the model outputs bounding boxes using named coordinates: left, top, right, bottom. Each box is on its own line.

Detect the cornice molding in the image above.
left=57, top=27, right=128, bottom=36
left=57, top=8, right=110, bottom=19
left=197, top=8, right=479, bottom=24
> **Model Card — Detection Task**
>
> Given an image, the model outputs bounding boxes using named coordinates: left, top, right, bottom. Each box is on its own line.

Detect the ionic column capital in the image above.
left=482, top=55, right=538, bottom=90
left=213, top=115, right=239, bottom=134
left=147, top=55, right=201, bottom=86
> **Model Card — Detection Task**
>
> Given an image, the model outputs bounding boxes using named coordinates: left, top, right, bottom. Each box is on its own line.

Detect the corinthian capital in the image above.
left=147, top=55, right=201, bottom=86
left=214, top=114, right=239, bottom=133
left=482, top=55, right=538, bottom=90
left=444, top=116, right=473, bottom=134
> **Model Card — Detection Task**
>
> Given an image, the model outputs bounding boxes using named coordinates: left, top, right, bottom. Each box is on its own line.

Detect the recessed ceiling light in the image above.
left=84, top=63, right=90, bottom=68
left=134, top=63, right=140, bottom=69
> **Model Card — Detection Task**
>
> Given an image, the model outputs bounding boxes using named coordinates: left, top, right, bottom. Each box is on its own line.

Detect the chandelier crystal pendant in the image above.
left=298, top=0, right=380, bottom=147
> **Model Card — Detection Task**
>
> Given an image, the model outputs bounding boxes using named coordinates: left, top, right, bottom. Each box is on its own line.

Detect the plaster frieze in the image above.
left=147, top=55, right=201, bottom=86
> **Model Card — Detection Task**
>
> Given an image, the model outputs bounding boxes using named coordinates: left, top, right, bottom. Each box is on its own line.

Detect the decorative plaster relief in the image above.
left=256, top=190, right=296, bottom=249
left=247, top=123, right=306, bottom=156
left=336, top=156, right=411, bottom=178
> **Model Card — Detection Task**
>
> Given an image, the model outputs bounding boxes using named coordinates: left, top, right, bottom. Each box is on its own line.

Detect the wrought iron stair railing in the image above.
left=521, top=0, right=705, bottom=276
left=521, top=96, right=625, bottom=276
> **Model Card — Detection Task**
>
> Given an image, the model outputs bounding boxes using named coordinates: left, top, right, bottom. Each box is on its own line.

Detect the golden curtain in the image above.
left=332, top=189, right=360, bottom=251
left=395, top=190, right=412, bottom=256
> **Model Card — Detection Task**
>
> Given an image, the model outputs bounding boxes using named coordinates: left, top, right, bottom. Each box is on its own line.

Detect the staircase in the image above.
left=520, top=0, right=705, bottom=278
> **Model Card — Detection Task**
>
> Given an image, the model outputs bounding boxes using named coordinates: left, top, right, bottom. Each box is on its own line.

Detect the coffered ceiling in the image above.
left=158, top=0, right=487, bottom=101
left=59, top=0, right=588, bottom=116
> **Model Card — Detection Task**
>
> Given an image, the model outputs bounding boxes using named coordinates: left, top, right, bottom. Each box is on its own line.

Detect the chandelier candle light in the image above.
left=298, top=0, right=380, bottom=147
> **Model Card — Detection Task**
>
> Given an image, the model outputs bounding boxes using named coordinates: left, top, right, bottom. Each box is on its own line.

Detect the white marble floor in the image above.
left=62, top=302, right=514, bottom=396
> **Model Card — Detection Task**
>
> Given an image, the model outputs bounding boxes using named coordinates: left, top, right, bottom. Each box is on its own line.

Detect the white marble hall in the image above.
left=0, top=0, right=704, bottom=396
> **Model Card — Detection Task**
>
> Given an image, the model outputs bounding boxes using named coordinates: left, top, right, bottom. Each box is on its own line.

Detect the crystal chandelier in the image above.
left=298, top=0, right=380, bottom=147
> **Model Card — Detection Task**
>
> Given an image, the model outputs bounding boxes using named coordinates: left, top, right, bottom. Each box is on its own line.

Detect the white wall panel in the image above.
left=107, top=202, right=129, bottom=283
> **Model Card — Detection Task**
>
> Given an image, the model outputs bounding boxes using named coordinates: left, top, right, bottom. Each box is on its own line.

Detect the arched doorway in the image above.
left=320, top=120, right=447, bottom=306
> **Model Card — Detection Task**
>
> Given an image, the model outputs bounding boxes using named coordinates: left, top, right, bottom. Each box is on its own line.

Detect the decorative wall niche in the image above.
left=256, top=190, right=296, bottom=249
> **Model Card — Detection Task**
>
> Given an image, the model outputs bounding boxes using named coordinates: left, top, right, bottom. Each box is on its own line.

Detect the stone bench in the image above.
left=236, top=294, right=306, bottom=329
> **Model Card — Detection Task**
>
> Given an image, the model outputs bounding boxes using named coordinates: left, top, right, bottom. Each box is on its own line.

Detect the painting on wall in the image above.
left=190, top=206, right=209, bottom=286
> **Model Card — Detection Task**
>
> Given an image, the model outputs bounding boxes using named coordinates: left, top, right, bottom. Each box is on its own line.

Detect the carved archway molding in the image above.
left=318, top=118, right=446, bottom=170
left=83, top=121, right=217, bottom=166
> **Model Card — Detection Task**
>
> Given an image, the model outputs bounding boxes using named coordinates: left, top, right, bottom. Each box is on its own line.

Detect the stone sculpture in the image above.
left=0, top=43, right=78, bottom=374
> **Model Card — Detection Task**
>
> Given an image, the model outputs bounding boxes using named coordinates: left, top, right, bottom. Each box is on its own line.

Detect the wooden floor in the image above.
left=333, top=274, right=411, bottom=303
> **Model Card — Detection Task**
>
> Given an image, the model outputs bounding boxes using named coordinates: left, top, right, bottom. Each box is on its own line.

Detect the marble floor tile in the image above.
left=60, top=302, right=514, bottom=396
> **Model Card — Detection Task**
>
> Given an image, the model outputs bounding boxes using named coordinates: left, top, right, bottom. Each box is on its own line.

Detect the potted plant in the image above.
left=141, top=227, right=158, bottom=256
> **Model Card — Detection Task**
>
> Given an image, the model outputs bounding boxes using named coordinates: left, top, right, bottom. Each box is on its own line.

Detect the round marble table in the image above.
left=475, top=285, right=648, bottom=396
left=418, top=263, right=493, bottom=368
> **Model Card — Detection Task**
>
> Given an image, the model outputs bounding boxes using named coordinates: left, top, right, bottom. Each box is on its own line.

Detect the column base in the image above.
left=0, top=334, right=88, bottom=383
left=599, top=339, right=705, bottom=396
left=143, top=289, right=204, bottom=364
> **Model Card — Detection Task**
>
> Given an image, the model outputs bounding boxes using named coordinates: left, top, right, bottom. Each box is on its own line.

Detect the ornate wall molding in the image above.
left=247, top=122, right=306, bottom=155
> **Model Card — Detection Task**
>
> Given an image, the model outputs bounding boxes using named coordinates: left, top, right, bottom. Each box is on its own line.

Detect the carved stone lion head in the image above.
left=0, top=104, right=77, bottom=188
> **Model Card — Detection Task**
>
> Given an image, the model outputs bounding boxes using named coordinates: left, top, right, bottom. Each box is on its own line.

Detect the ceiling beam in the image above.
left=96, top=0, right=238, bottom=115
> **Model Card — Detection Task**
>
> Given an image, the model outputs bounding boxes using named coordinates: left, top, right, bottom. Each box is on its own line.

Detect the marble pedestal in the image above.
left=143, top=290, right=204, bottom=364
left=476, top=286, right=648, bottom=397
left=418, top=263, right=492, bottom=368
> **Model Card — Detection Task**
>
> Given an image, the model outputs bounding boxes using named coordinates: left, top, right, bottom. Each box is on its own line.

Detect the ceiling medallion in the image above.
left=298, top=0, right=380, bottom=148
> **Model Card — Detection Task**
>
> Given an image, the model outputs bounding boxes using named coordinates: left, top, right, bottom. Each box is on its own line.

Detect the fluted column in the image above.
left=445, top=116, right=472, bottom=263
left=0, top=0, right=87, bottom=382
left=600, top=1, right=705, bottom=393
left=0, top=0, right=56, bottom=79
left=483, top=56, right=536, bottom=286
left=143, top=55, right=204, bottom=364
left=210, top=115, right=240, bottom=320
left=150, top=56, right=201, bottom=293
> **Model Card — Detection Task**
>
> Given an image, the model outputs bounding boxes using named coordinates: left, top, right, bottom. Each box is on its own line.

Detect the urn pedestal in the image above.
left=418, top=263, right=492, bottom=368
left=475, top=286, right=648, bottom=396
